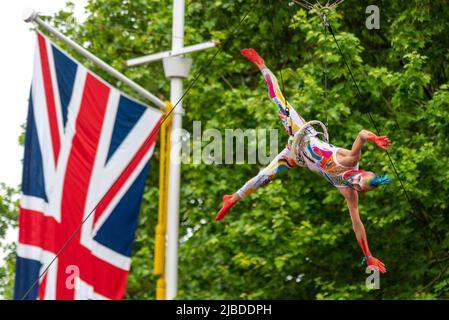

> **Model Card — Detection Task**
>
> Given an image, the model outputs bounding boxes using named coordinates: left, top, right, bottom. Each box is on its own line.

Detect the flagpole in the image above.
left=22, top=8, right=166, bottom=110
left=165, top=0, right=186, bottom=300
left=125, top=0, right=216, bottom=300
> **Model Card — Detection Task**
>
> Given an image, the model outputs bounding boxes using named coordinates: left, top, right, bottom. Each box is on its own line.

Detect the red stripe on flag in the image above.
left=37, top=33, right=61, bottom=165
left=56, top=73, right=110, bottom=300
left=38, top=272, right=48, bottom=300
left=18, top=207, right=60, bottom=254
left=91, top=254, right=129, bottom=299
left=75, top=245, right=129, bottom=299
left=93, top=118, right=162, bottom=225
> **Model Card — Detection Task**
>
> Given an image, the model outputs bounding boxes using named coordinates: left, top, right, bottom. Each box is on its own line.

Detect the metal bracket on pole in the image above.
left=162, top=57, right=192, bottom=79
left=22, top=8, right=167, bottom=111
left=162, top=57, right=192, bottom=116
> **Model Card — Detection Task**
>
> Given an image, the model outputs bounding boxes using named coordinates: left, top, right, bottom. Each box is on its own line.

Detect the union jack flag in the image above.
left=14, top=32, right=163, bottom=300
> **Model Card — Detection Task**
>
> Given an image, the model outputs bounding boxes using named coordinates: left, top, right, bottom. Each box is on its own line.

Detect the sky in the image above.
left=0, top=0, right=88, bottom=188
left=0, top=0, right=88, bottom=275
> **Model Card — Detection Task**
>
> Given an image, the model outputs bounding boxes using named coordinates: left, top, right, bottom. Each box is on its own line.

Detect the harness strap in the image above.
left=284, top=104, right=294, bottom=137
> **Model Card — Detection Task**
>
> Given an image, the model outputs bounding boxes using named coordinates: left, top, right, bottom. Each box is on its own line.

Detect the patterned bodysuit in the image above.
left=301, top=136, right=359, bottom=187
left=237, top=67, right=358, bottom=199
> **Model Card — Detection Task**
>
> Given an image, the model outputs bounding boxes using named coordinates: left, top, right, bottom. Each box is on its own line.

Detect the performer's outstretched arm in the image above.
left=339, top=187, right=387, bottom=273
left=346, top=129, right=392, bottom=164
left=241, top=48, right=306, bottom=134
left=215, top=148, right=296, bottom=221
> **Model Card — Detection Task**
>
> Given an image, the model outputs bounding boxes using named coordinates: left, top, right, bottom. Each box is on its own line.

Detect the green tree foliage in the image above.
left=2, top=0, right=449, bottom=299
left=0, top=184, right=18, bottom=299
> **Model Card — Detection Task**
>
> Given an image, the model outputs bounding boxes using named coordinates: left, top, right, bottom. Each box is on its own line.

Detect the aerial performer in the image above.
left=215, top=48, right=391, bottom=273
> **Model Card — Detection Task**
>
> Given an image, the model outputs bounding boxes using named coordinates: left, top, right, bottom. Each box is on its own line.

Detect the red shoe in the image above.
left=215, top=195, right=237, bottom=221
left=365, top=256, right=387, bottom=273
left=241, top=48, right=266, bottom=69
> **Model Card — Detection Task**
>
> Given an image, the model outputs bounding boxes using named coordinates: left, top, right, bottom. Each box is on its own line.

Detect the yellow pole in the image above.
left=154, top=101, right=173, bottom=300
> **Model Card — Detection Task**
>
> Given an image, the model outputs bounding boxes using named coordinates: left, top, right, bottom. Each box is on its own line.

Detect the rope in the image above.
left=326, top=21, right=448, bottom=285
left=153, top=101, right=173, bottom=300
left=21, top=0, right=260, bottom=300
left=322, top=10, right=329, bottom=127
left=271, top=0, right=293, bottom=138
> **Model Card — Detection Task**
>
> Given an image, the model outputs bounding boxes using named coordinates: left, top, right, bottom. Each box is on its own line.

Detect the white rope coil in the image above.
left=290, top=120, right=329, bottom=167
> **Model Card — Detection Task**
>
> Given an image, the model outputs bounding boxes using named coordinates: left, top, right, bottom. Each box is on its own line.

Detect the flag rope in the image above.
left=154, top=101, right=173, bottom=300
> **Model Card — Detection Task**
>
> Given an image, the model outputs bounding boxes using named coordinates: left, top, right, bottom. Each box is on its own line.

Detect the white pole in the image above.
left=165, top=0, right=186, bottom=300
left=124, top=1, right=214, bottom=300
left=126, top=41, right=217, bottom=67
left=22, top=8, right=166, bottom=110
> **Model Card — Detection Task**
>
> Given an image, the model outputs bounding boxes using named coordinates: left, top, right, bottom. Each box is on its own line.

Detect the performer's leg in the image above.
left=241, top=48, right=307, bottom=134
left=236, top=148, right=294, bottom=199
left=215, top=148, right=295, bottom=221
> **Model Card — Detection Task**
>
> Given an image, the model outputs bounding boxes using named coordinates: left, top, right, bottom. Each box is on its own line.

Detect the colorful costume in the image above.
left=300, top=136, right=359, bottom=187
left=260, top=68, right=306, bottom=135
left=235, top=62, right=358, bottom=199
left=237, top=147, right=295, bottom=199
